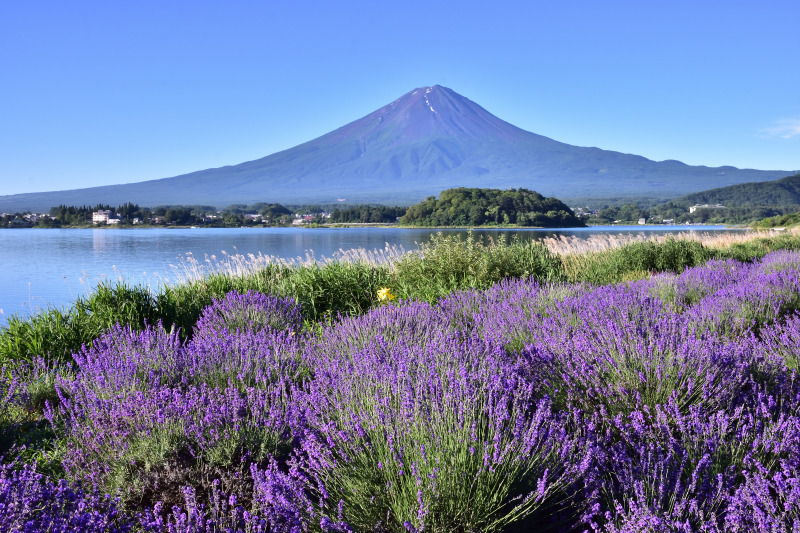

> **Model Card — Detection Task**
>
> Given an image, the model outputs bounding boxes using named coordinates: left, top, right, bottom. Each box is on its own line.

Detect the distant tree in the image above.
left=164, top=207, right=194, bottom=225
left=260, top=203, right=293, bottom=220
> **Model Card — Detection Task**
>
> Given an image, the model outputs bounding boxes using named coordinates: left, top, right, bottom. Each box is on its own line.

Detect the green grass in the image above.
left=393, top=231, right=564, bottom=302
left=562, top=238, right=713, bottom=285
left=3, top=232, right=800, bottom=370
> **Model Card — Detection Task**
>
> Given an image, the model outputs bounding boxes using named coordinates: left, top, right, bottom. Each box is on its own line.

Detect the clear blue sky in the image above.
left=1, top=0, right=799, bottom=196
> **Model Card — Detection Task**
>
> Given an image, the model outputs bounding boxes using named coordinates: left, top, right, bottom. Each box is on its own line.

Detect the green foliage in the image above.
left=0, top=310, right=81, bottom=365
left=257, top=202, right=292, bottom=220
left=273, top=262, right=392, bottom=321
left=681, top=172, right=800, bottom=208
left=48, top=203, right=155, bottom=226
left=711, top=233, right=800, bottom=262
left=586, top=174, right=800, bottom=225
left=593, top=203, right=650, bottom=224
left=401, top=187, right=584, bottom=227
left=329, top=204, right=407, bottom=223
left=0, top=283, right=159, bottom=365
left=563, top=238, right=712, bottom=285
left=156, top=262, right=392, bottom=335
left=393, top=232, right=564, bottom=301
left=754, top=211, right=800, bottom=229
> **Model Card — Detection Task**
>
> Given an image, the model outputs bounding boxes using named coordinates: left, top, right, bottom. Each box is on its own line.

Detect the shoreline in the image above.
left=0, top=221, right=745, bottom=231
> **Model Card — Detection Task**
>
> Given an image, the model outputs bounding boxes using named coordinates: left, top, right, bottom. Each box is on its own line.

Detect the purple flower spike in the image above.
left=195, top=290, right=303, bottom=339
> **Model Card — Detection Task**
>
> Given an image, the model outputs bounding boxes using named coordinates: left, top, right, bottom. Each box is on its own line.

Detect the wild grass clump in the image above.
left=0, top=282, right=160, bottom=365
left=393, top=231, right=564, bottom=301
left=274, top=260, right=392, bottom=321
left=561, top=237, right=712, bottom=284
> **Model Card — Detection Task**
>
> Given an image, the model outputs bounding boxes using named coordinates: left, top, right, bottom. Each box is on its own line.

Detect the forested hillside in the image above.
left=680, top=173, right=800, bottom=206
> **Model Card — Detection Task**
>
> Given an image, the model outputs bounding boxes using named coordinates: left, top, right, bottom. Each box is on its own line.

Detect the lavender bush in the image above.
left=0, top=461, right=132, bottom=532
left=50, top=322, right=305, bottom=512
left=300, top=331, right=594, bottom=531
left=4, top=252, right=800, bottom=531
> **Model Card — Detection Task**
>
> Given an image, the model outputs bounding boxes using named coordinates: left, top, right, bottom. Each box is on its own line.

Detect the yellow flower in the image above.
left=377, top=287, right=395, bottom=301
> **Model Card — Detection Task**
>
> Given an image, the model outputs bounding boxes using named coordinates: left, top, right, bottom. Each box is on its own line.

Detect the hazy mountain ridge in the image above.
left=0, top=86, right=790, bottom=211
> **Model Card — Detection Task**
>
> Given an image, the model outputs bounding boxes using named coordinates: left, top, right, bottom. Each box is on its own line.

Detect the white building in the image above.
left=92, top=210, right=121, bottom=224
left=689, top=204, right=726, bottom=214
left=92, top=210, right=112, bottom=224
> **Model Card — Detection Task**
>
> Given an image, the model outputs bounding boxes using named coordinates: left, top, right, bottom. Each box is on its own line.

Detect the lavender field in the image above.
left=3, top=248, right=800, bottom=531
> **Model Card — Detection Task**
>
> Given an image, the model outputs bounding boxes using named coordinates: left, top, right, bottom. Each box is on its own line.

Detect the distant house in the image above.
left=92, top=210, right=122, bottom=225
left=92, top=210, right=112, bottom=224
left=637, top=218, right=646, bottom=225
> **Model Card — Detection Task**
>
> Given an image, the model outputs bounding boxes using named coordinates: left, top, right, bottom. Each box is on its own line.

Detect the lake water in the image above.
left=0, top=225, right=744, bottom=325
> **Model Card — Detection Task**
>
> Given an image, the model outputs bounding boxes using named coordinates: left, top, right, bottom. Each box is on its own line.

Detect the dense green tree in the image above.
left=401, top=188, right=584, bottom=228
left=259, top=203, right=292, bottom=220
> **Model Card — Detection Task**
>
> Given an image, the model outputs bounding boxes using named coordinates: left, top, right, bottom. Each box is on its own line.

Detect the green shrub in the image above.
left=564, top=238, right=712, bottom=285
left=274, top=261, right=391, bottom=322
left=393, top=232, right=563, bottom=302
left=712, top=234, right=800, bottom=263
left=0, top=309, right=80, bottom=365
left=0, top=282, right=160, bottom=365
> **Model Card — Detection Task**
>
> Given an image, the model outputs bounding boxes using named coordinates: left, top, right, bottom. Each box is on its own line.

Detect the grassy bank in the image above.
left=2, top=229, right=799, bottom=366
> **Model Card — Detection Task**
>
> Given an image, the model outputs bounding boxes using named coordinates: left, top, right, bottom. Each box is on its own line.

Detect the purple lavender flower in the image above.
left=194, top=291, right=302, bottom=339
left=19, top=250, right=800, bottom=531
left=298, top=328, right=591, bottom=531
left=0, top=461, right=133, bottom=532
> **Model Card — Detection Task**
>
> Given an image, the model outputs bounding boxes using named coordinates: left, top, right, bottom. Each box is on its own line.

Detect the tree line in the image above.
left=329, top=205, right=407, bottom=224
left=588, top=202, right=800, bottom=226
left=3, top=202, right=408, bottom=228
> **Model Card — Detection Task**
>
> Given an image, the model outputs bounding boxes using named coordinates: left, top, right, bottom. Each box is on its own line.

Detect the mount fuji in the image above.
left=0, top=85, right=790, bottom=211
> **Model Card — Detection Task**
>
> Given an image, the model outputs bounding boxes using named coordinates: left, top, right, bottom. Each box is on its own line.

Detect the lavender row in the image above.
left=4, top=252, right=800, bottom=531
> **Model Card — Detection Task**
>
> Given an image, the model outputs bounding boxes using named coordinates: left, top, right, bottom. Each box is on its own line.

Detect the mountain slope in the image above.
left=0, top=86, right=791, bottom=211
left=678, top=173, right=800, bottom=206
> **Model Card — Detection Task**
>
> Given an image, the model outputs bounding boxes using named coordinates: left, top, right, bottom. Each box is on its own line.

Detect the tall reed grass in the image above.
left=2, top=229, right=799, bottom=367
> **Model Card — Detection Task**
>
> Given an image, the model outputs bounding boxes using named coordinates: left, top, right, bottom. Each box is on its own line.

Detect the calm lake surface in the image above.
left=0, top=225, right=745, bottom=325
